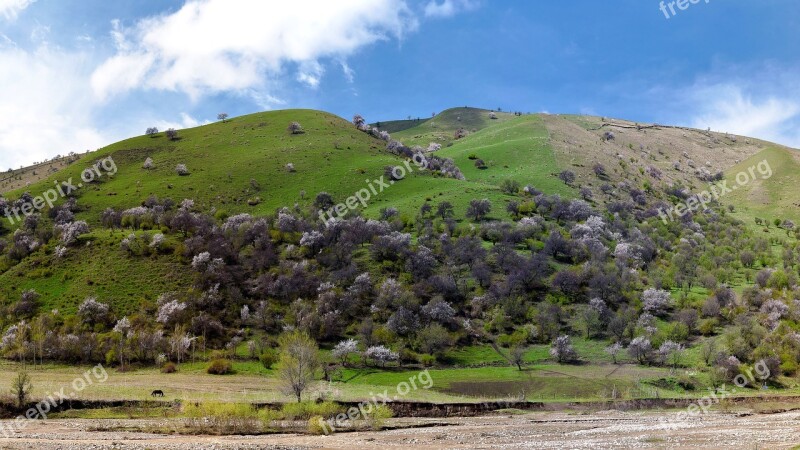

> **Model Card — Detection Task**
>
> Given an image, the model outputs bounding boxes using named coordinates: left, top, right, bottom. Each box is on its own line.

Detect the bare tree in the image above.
left=217, top=113, right=229, bottom=123
left=278, top=330, right=320, bottom=402
left=510, top=345, right=526, bottom=371
left=165, top=128, right=179, bottom=140
left=145, top=127, right=159, bottom=137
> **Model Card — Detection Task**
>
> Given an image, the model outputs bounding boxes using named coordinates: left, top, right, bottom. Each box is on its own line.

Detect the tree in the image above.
left=277, top=330, right=320, bottom=402
left=145, top=127, right=159, bottom=137
left=332, top=339, right=358, bottom=367
left=165, top=128, right=179, bottom=140
left=642, top=288, right=671, bottom=316
left=605, top=343, right=623, bottom=364
left=500, top=179, right=520, bottom=195
left=436, top=201, right=454, bottom=220
left=11, top=370, right=32, bottom=408
left=217, top=113, right=229, bottom=123
left=558, top=170, right=576, bottom=185
left=314, top=192, right=335, bottom=210
left=466, top=199, right=492, bottom=221
left=175, top=164, right=190, bottom=176
left=549, top=335, right=577, bottom=363
left=628, top=336, right=652, bottom=364
left=510, top=345, right=526, bottom=371
left=416, top=324, right=453, bottom=356
left=288, top=122, right=304, bottom=134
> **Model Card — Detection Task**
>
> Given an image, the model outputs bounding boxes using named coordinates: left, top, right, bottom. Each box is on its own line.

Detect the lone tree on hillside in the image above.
left=288, top=122, right=304, bottom=134
left=278, top=330, right=320, bottom=402
left=217, top=113, right=229, bottom=123
left=165, top=128, right=179, bottom=141
left=145, top=127, right=159, bottom=137
left=558, top=170, right=576, bottom=185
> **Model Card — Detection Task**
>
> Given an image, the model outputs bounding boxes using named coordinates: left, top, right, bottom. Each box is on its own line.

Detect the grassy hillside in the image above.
left=723, top=146, right=800, bottom=223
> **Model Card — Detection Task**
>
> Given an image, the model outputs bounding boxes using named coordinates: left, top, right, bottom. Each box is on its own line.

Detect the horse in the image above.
left=151, top=390, right=165, bottom=397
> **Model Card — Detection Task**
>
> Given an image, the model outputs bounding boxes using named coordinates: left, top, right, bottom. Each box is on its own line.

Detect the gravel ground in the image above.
left=1, top=409, right=800, bottom=449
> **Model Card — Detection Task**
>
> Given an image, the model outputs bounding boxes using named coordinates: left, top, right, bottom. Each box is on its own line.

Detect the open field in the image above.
left=4, top=409, right=800, bottom=449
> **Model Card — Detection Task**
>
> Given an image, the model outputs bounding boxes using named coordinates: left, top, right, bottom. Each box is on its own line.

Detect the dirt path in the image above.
left=1, top=409, right=800, bottom=449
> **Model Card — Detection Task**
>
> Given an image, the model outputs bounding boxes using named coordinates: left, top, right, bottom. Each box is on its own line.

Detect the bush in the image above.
left=281, top=401, right=343, bottom=421
left=308, top=415, right=328, bottom=435
left=365, top=404, right=393, bottom=430
left=259, top=349, right=278, bottom=369
left=184, top=402, right=261, bottom=434
left=161, top=362, right=177, bottom=373
left=207, top=359, right=233, bottom=375
left=418, top=354, right=436, bottom=367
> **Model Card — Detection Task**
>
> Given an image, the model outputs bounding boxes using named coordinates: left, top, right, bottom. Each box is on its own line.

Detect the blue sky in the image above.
left=0, top=0, right=798, bottom=171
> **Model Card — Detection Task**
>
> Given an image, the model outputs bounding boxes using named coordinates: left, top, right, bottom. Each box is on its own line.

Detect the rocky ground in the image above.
left=2, top=409, right=800, bottom=449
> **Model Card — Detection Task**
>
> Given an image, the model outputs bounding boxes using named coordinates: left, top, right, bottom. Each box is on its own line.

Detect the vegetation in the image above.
left=0, top=107, right=798, bottom=411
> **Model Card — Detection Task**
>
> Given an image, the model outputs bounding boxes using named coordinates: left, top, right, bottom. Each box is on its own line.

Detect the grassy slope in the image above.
left=724, top=146, right=800, bottom=223
left=0, top=109, right=578, bottom=313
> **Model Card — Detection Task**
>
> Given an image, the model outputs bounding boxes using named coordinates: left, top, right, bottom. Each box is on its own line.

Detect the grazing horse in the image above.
left=151, top=390, right=165, bottom=397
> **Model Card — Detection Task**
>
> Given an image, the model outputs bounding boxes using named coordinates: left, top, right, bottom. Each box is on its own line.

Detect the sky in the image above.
left=0, top=0, right=799, bottom=171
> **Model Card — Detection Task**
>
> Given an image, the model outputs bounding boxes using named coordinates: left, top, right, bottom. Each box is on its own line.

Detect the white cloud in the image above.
left=0, top=0, right=34, bottom=21
left=0, top=46, right=109, bottom=171
left=689, top=85, right=800, bottom=146
left=675, top=64, right=800, bottom=148
left=340, top=61, right=355, bottom=83
left=424, top=0, right=479, bottom=18
left=92, top=0, right=418, bottom=101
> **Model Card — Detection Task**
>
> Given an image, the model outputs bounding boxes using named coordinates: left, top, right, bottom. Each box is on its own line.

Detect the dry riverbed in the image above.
left=2, top=409, right=800, bottom=449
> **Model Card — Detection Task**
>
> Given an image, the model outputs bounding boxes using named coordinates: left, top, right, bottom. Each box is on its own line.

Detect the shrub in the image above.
left=365, top=404, right=393, bottom=430
left=308, top=416, right=327, bottom=435
left=418, top=354, right=436, bottom=367
left=184, top=402, right=261, bottom=434
left=468, top=154, right=478, bottom=160
left=259, top=349, right=278, bottom=369
left=207, top=359, right=233, bottom=375
left=161, top=362, right=177, bottom=373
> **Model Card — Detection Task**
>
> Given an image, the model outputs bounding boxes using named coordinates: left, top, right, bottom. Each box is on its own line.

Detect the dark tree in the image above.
left=558, top=170, right=576, bottom=185
left=165, top=128, right=179, bottom=140
left=436, top=201, right=454, bottom=220
left=466, top=199, right=492, bottom=221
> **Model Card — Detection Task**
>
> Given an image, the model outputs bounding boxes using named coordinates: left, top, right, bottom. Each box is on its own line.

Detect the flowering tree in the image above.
left=605, top=342, right=623, bottom=364
left=642, top=288, right=672, bottom=316
left=628, top=336, right=652, bottom=364
left=365, top=345, right=399, bottom=367
left=549, top=335, right=577, bottom=363
left=332, top=339, right=359, bottom=366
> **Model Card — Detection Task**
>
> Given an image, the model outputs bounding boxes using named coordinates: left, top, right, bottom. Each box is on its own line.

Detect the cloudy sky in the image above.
left=0, top=0, right=798, bottom=170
